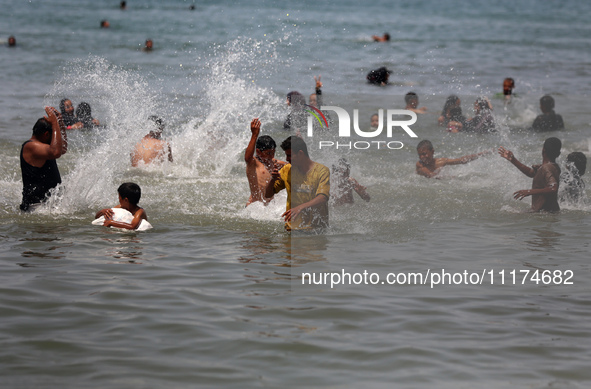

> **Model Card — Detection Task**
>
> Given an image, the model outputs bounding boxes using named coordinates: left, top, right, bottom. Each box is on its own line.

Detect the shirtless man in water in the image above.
left=131, top=116, right=173, bottom=167
left=245, top=118, right=286, bottom=206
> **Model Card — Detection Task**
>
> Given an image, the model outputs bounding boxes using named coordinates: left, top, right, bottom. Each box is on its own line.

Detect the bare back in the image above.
left=531, top=162, right=560, bottom=212
left=131, top=136, right=171, bottom=167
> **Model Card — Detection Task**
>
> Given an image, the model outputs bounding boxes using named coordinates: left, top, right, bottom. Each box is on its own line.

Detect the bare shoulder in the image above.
left=135, top=207, right=147, bottom=220
left=434, top=157, right=449, bottom=167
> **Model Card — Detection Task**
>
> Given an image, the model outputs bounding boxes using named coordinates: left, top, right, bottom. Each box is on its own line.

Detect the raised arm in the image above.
left=167, top=143, right=173, bottom=163
left=350, top=177, right=371, bottom=202
left=245, top=118, right=260, bottom=164
left=498, top=147, right=535, bottom=177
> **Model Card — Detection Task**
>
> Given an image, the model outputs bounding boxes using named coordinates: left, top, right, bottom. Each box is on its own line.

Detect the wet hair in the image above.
left=32, top=118, right=52, bottom=137
left=543, top=137, right=562, bottom=161
left=366, top=67, right=390, bottom=85
left=443, top=95, right=459, bottom=110
left=405, top=92, right=418, bottom=105
left=100, top=20, right=109, bottom=28
left=566, top=152, right=587, bottom=176
left=333, top=158, right=350, bottom=175
left=475, top=97, right=491, bottom=111
left=281, top=135, right=309, bottom=157
left=256, top=135, right=276, bottom=151
left=448, top=107, right=463, bottom=121
left=76, top=102, right=93, bottom=123
left=287, top=91, right=305, bottom=107
left=8, top=35, right=16, bottom=47
left=540, top=95, right=555, bottom=113
left=505, top=78, right=515, bottom=87
left=148, top=115, right=165, bottom=132
left=384, top=33, right=391, bottom=41
left=59, top=98, right=71, bottom=114
left=118, top=182, right=141, bottom=205
left=417, top=139, right=433, bottom=151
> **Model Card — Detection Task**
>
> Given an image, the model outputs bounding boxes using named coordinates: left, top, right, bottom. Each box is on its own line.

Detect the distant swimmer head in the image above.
left=118, top=182, right=141, bottom=206
left=540, top=95, right=555, bottom=113
left=370, top=113, right=379, bottom=128
left=8, top=35, right=16, bottom=47
left=144, top=39, right=153, bottom=51
left=474, top=97, right=491, bottom=112
left=366, top=67, right=390, bottom=85
left=543, top=137, right=561, bottom=161
left=566, top=152, right=587, bottom=176
left=76, top=102, right=92, bottom=121
left=503, top=78, right=515, bottom=95
left=60, top=98, right=74, bottom=115
left=333, top=158, right=351, bottom=176
left=286, top=91, right=305, bottom=107
left=148, top=115, right=165, bottom=131
left=405, top=92, right=418, bottom=108
left=100, top=20, right=110, bottom=28
left=417, top=139, right=435, bottom=165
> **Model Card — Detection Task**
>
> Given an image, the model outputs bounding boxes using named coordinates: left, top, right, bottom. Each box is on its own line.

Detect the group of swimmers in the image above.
left=415, top=138, right=586, bottom=212
left=59, top=99, right=100, bottom=130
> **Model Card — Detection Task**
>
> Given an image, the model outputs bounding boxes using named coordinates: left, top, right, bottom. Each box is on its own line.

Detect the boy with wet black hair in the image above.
left=416, top=139, right=489, bottom=178
left=498, top=137, right=562, bottom=212
left=531, top=95, right=564, bottom=132
left=560, top=151, right=587, bottom=203
left=95, top=182, right=148, bottom=230
left=404, top=92, right=427, bottom=114
left=245, top=118, right=286, bottom=206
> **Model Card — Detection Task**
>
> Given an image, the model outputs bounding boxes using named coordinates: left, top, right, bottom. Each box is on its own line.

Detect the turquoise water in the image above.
left=1, top=0, right=591, bottom=387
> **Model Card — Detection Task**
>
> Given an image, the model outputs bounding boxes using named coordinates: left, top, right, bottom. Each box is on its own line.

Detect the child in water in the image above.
left=332, top=158, right=370, bottom=205
left=559, top=151, right=587, bottom=204
left=95, top=182, right=148, bottom=230
left=416, top=140, right=489, bottom=178
left=498, top=137, right=562, bottom=212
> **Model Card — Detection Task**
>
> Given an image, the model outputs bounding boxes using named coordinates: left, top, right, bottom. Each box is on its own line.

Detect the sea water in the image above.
left=1, top=0, right=591, bottom=388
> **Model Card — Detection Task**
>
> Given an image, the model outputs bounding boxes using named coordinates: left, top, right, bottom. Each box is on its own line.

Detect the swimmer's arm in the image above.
left=350, top=178, right=370, bottom=202
left=27, top=107, right=67, bottom=161
left=245, top=118, right=260, bottom=164
left=104, top=208, right=147, bottom=230
left=282, top=194, right=328, bottom=222
left=95, top=204, right=122, bottom=219
left=513, top=183, right=558, bottom=201
left=498, top=147, right=535, bottom=177
left=265, top=167, right=282, bottom=198
left=446, top=150, right=490, bottom=166
left=167, top=143, right=173, bottom=162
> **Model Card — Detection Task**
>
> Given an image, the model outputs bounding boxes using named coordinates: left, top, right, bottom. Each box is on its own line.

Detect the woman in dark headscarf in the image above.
left=74, top=102, right=100, bottom=129
left=59, top=98, right=77, bottom=127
